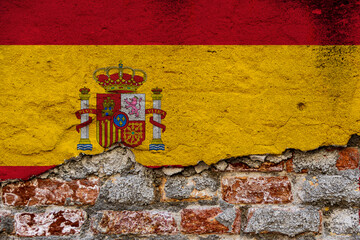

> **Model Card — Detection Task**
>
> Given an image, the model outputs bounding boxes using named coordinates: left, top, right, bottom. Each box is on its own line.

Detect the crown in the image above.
left=93, top=61, right=147, bottom=93
left=151, top=87, right=162, bottom=94
left=79, top=87, right=90, bottom=94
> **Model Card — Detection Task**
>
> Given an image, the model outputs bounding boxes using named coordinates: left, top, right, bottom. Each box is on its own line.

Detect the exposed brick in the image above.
left=336, top=148, right=359, bottom=170
left=226, top=161, right=283, bottom=172
left=245, top=207, right=321, bottom=237
left=160, top=176, right=217, bottom=202
left=222, top=176, right=292, bottom=204
left=92, top=210, right=178, bottom=235
left=15, top=209, right=86, bottom=237
left=181, top=207, right=241, bottom=234
left=2, top=177, right=99, bottom=206
left=285, top=158, right=294, bottom=172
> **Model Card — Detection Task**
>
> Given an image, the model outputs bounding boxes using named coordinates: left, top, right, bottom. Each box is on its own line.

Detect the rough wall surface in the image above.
left=1, top=45, right=360, bottom=168
left=0, top=138, right=359, bottom=239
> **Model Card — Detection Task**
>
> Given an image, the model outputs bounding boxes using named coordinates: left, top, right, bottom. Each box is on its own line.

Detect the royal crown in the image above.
left=93, top=61, right=147, bottom=93
left=79, top=87, right=90, bottom=94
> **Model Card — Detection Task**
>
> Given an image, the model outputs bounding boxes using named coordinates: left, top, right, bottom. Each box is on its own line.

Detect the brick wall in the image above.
left=0, top=143, right=359, bottom=239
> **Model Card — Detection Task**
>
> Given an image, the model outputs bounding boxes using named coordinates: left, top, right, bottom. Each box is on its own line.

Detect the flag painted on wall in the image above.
left=1, top=0, right=360, bottom=180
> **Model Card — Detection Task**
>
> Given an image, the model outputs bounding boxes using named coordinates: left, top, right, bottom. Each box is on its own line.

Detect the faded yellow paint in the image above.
left=0, top=45, right=359, bottom=166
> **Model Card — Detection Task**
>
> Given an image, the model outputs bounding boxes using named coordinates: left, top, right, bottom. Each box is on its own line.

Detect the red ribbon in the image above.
left=75, top=109, right=98, bottom=132
left=145, top=108, right=167, bottom=132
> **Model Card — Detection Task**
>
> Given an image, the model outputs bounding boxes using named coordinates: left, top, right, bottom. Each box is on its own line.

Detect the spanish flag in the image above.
left=1, top=0, right=359, bottom=180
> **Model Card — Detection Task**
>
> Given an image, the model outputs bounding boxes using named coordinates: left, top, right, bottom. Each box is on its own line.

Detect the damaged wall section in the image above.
left=0, top=137, right=359, bottom=239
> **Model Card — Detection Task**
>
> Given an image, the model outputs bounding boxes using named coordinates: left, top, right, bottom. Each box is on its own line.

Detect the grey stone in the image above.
left=214, top=161, right=228, bottom=171
left=164, top=175, right=218, bottom=199
left=266, top=150, right=293, bottom=163
left=298, top=174, right=360, bottom=206
left=237, top=157, right=262, bottom=168
left=162, top=167, right=184, bottom=176
left=293, top=148, right=338, bottom=174
left=327, top=209, right=360, bottom=234
left=249, top=155, right=267, bottom=162
left=182, top=167, right=196, bottom=177
left=164, top=176, right=194, bottom=199
left=199, top=236, right=220, bottom=240
left=215, top=208, right=237, bottom=231
left=193, top=176, right=218, bottom=191
left=0, top=210, right=13, bottom=234
left=195, top=161, right=210, bottom=173
left=48, top=147, right=138, bottom=180
left=244, top=207, right=321, bottom=237
left=101, top=174, right=155, bottom=205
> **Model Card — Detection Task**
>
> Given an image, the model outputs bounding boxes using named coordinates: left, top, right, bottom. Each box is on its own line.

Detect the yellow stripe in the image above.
left=1, top=45, right=359, bottom=166
left=113, top=125, right=116, bottom=143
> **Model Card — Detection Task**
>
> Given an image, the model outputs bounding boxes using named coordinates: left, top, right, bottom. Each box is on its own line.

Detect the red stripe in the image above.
left=99, top=121, right=103, bottom=146
left=104, top=121, right=108, bottom=148
left=0, top=166, right=56, bottom=181
left=110, top=121, right=113, bottom=147
left=1, top=0, right=359, bottom=45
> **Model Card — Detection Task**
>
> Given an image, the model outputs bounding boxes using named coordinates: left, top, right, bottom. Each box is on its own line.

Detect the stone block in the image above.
left=15, top=209, right=86, bottom=237
left=225, top=161, right=283, bottom=172
left=326, top=209, right=360, bottom=234
left=92, top=210, right=178, bottom=235
left=181, top=207, right=241, bottom=234
left=160, top=175, right=218, bottom=202
left=100, top=174, right=155, bottom=205
left=2, top=177, right=99, bottom=206
left=244, top=207, right=321, bottom=237
left=298, top=174, right=360, bottom=206
left=222, top=176, right=292, bottom=204
left=336, top=147, right=359, bottom=170
left=292, top=148, right=338, bottom=174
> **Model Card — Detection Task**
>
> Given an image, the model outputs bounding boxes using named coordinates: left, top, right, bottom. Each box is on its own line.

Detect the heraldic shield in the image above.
left=96, top=93, right=145, bottom=148
left=76, top=61, right=167, bottom=151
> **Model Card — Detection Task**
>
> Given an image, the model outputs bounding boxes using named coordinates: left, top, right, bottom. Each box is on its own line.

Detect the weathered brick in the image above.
left=160, top=176, right=217, bottom=202
left=226, top=161, right=283, bottom=172
left=181, top=207, right=241, bottom=234
left=326, top=209, right=360, bottom=235
left=92, top=210, right=178, bottom=235
left=298, top=174, right=360, bottom=206
left=100, top=174, right=155, bottom=205
left=245, top=207, right=321, bottom=237
left=2, top=177, right=99, bottom=206
left=221, top=176, right=292, bottom=204
left=336, top=147, right=359, bottom=170
left=15, top=209, right=86, bottom=237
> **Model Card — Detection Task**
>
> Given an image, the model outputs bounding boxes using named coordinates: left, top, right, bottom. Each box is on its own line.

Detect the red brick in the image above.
left=226, top=161, right=283, bottom=172
left=285, top=158, right=294, bottom=172
left=2, top=177, right=99, bottom=206
left=92, top=210, right=178, bottom=235
left=221, top=176, right=293, bottom=204
left=15, top=209, right=86, bottom=237
left=336, top=148, right=359, bottom=170
left=181, top=208, right=241, bottom=234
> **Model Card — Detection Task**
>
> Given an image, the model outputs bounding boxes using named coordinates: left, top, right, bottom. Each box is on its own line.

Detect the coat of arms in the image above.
left=75, top=61, right=166, bottom=151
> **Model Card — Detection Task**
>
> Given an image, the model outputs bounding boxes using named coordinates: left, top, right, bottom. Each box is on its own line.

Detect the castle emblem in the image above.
left=75, top=61, right=167, bottom=151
